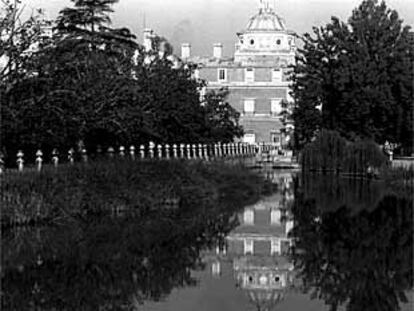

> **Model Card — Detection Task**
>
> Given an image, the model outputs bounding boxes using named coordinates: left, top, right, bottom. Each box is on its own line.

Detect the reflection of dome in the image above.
left=246, top=288, right=286, bottom=311
left=234, top=256, right=293, bottom=310
left=246, top=8, right=286, bottom=32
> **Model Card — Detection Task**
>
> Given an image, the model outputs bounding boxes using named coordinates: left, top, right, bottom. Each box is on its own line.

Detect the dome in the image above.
left=246, top=8, right=286, bottom=32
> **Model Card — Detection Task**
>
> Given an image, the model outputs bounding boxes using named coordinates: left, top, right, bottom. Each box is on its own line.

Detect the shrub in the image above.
left=301, top=130, right=389, bottom=174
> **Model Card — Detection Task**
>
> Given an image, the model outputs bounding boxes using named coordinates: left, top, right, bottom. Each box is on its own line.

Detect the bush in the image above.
left=301, top=130, right=347, bottom=172
left=301, top=130, right=388, bottom=174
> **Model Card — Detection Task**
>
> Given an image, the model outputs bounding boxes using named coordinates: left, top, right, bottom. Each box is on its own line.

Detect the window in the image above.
left=244, top=99, right=255, bottom=114
left=245, top=68, right=254, bottom=83
left=218, top=68, right=227, bottom=82
left=271, top=133, right=281, bottom=145
left=250, top=39, right=255, bottom=45
left=276, top=39, right=281, bottom=45
left=243, top=208, right=254, bottom=224
left=243, top=132, right=256, bottom=144
left=271, top=239, right=281, bottom=255
left=271, top=98, right=283, bottom=115
left=272, top=69, right=282, bottom=82
left=244, top=239, right=254, bottom=255
left=271, top=209, right=281, bottom=225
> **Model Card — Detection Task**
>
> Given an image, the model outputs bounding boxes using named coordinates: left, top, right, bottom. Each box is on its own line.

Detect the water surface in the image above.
left=2, top=171, right=413, bottom=310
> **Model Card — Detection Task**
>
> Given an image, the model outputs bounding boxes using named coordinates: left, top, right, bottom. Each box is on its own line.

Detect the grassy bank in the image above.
left=1, top=159, right=272, bottom=227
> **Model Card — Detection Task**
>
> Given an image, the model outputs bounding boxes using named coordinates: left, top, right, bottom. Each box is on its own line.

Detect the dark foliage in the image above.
left=292, top=0, right=413, bottom=154
left=1, top=159, right=266, bottom=227
left=0, top=0, right=243, bottom=161
left=300, top=129, right=389, bottom=173
left=291, top=175, right=413, bottom=311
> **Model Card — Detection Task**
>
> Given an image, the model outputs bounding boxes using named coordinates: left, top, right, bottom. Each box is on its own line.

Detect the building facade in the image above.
left=182, top=2, right=296, bottom=146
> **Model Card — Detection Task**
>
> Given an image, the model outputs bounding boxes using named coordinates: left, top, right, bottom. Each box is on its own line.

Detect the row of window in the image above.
left=243, top=133, right=282, bottom=145
left=243, top=98, right=284, bottom=114
left=218, top=68, right=283, bottom=83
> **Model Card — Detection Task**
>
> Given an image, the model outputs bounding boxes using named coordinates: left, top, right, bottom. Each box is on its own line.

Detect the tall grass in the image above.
left=1, top=159, right=268, bottom=227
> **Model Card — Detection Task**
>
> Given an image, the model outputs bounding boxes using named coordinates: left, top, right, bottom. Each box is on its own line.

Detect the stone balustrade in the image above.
left=0, top=141, right=268, bottom=173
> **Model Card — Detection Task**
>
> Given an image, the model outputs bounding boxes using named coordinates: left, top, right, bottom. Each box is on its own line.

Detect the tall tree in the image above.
left=1, top=1, right=244, bottom=161
left=292, top=0, right=413, bottom=154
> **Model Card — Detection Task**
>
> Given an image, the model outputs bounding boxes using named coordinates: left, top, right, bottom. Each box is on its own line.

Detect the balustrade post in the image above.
left=203, top=144, right=209, bottom=160
left=173, top=144, right=178, bottom=159
left=0, top=152, right=4, bottom=174
left=68, top=148, right=75, bottom=164
left=96, top=145, right=102, bottom=155
left=180, top=144, right=185, bottom=159
left=140, top=145, right=145, bottom=159
left=149, top=142, right=155, bottom=159
left=157, top=144, right=162, bottom=159
left=107, top=147, right=115, bottom=158
left=198, top=144, right=203, bottom=159
left=129, top=145, right=136, bottom=160
left=16, top=150, right=24, bottom=172
left=35, top=150, right=43, bottom=172
left=119, top=146, right=126, bottom=158
left=217, top=142, right=222, bottom=157
left=186, top=144, right=191, bottom=160
left=51, top=149, right=59, bottom=167
left=192, top=144, right=197, bottom=159
left=165, top=144, right=170, bottom=160
left=81, top=148, right=88, bottom=162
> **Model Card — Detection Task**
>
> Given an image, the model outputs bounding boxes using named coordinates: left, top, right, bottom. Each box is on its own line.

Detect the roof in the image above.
left=245, top=7, right=286, bottom=33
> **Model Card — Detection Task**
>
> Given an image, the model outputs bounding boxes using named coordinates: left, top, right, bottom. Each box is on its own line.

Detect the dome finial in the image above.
left=259, top=0, right=273, bottom=12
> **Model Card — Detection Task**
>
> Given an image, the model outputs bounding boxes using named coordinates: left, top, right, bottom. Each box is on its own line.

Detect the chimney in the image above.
left=143, top=28, right=153, bottom=52
left=213, top=43, right=223, bottom=59
left=181, top=43, right=191, bottom=59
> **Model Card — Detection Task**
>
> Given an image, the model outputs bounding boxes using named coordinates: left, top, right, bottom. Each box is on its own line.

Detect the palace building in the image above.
left=181, top=1, right=296, bottom=146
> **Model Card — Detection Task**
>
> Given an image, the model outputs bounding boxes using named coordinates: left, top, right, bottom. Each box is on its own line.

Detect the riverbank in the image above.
left=1, top=159, right=273, bottom=228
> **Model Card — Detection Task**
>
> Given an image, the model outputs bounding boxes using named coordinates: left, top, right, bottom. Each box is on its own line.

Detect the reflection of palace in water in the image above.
left=205, top=173, right=295, bottom=310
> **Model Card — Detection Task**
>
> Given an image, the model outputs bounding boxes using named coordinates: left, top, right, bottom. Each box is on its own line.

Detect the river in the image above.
left=1, top=170, right=413, bottom=310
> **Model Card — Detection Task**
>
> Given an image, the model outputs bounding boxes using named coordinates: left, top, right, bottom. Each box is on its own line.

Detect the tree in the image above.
left=202, top=88, right=243, bottom=143
left=0, top=0, right=46, bottom=84
left=1, top=0, right=141, bottom=157
left=1, top=0, right=244, bottom=162
left=292, top=0, right=413, bottom=154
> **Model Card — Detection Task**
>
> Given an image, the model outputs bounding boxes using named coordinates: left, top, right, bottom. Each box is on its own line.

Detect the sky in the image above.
left=24, top=0, right=414, bottom=56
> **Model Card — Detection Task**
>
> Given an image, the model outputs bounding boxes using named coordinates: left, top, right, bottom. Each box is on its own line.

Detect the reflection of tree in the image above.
left=291, top=179, right=413, bottom=311
left=300, top=174, right=388, bottom=212
left=2, top=206, right=239, bottom=310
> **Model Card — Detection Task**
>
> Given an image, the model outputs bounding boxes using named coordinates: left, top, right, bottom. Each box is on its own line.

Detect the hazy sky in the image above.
left=24, top=0, right=414, bottom=56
